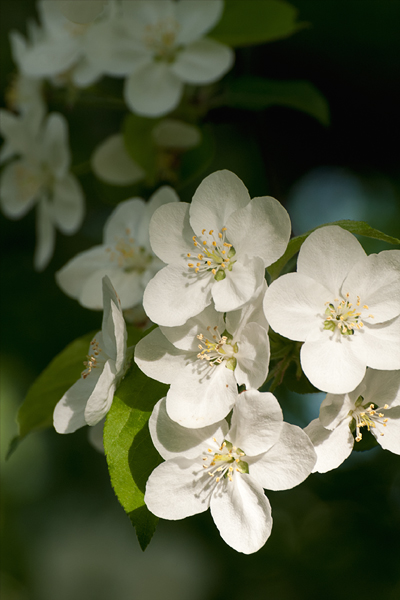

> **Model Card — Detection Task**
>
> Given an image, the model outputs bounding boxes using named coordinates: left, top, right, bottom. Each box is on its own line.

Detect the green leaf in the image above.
left=104, top=363, right=168, bottom=550
left=222, top=77, right=330, bottom=126
left=17, top=331, right=96, bottom=439
left=268, top=220, right=400, bottom=281
left=123, top=114, right=159, bottom=184
left=210, top=0, right=305, bottom=47
left=15, top=324, right=144, bottom=442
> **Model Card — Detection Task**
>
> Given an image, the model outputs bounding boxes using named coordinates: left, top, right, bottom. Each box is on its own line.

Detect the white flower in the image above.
left=91, top=119, right=201, bottom=186
left=53, top=276, right=128, bottom=434
left=56, top=186, right=179, bottom=309
left=143, top=169, right=291, bottom=326
left=145, top=391, right=316, bottom=554
left=263, top=226, right=400, bottom=394
left=305, top=369, right=400, bottom=473
left=0, top=109, right=84, bottom=270
left=56, top=1, right=108, bottom=25
left=85, top=0, right=234, bottom=116
left=17, top=0, right=107, bottom=88
left=135, top=283, right=269, bottom=427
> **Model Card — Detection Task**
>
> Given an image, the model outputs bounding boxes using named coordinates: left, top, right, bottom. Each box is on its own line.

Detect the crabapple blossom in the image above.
left=53, top=276, right=128, bottom=434
left=263, top=226, right=400, bottom=394
left=56, top=186, right=179, bottom=309
left=305, top=369, right=400, bottom=473
left=85, top=0, right=234, bottom=116
left=0, top=109, right=84, bottom=270
left=143, top=169, right=291, bottom=326
left=135, top=283, right=269, bottom=427
left=145, top=391, right=316, bottom=554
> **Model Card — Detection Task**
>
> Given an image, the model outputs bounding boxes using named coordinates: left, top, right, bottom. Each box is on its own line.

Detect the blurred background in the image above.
left=1, top=1, right=400, bottom=599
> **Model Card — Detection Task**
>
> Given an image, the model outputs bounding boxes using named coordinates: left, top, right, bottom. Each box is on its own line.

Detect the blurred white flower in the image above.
left=91, top=119, right=201, bottom=186
left=55, top=1, right=108, bottom=24
left=305, top=369, right=400, bottom=473
left=0, top=109, right=84, bottom=270
left=86, top=0, right=234, bottom=116
left=56, top=186, right=179, bottom=309
left=53, top=276, right=128, bottom=434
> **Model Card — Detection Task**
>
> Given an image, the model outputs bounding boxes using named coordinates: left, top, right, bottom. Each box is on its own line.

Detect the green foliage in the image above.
left=104, top=363, right=168, bottom=550
left=210, top=0, right=305, bottom=47
left=268, top=220, right=400, bottom=281
left=222, top=77, right=330, bottom=125
left=178, top=125, right=215, bottom=188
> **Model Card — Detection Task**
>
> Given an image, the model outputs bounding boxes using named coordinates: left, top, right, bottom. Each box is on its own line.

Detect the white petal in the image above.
left=88, top=419, right=105, bottom=454
left=343, top=251, right=400, bottom=323
left=211, top=256, right=264, bottom=313
left=137, top=185, right=180, bottom=250
left=84, top=360, right=117, bottom=426
left=166, top=361, right=237, bottom=428
left=175, top=0, right=224, bottom=45
left=20, top=37, right=80, bottom=78
left=145, top=457, right=213, bottom=519
left=190, top=170, right=250, bottom=235
left=0, top=160, right=41, bottom=219
left=226, top=279, right=269, bottom=335
left=160, top=303, right=225, bottom=352
left=210, top=474, right=272, bottom=554
left=375, top=406, right=400, bottom=454
left=52, top=174, right=85, bottom=233
left=56, top=245, right=110, bottom=305
left=250, top=423, right=316, bottom=490
left=124, top=63, right=183, bottom=117
left=228, top=390, right=283, bottom=456
left=297, top=225, right=366, bottom=296
left=149, top=397, right=228, bottom=460
left=351, top=318, right=400, bottom=370
left=171, top=39, right=233, bottom=84
left=34, top=198, right=55, bottom=271
left=362, top=369, right=400, bottom=408
left=91, top=134, right=145, bottom=185
left=104, top=198, right=146, bottom=244
left=149, top=201, right=193, bottom=263
left=81, top=267, right=144, bottom=311
left=227, top=196, right=291, bottom=268
left=143, top=265, right=213, bottom=326
left=122, top=0, right=175, bottom=24
left=101, top=276, right=127, bottom=372
left=235, top=322, right=270, bottom=390
left=300, top=329, right=367, bottom=394
left=319, top=392, right=354, bottom=430
left=42, top=112, right=70, bottom=177
left=263, top=273, right=332, bottom=342
left=0, top=109, right=34, bottom=156
left=57, top=1, right=106, bottom=25
left=304, top=419, right=353, bottom=473
left=134, top=327, right=191, bottom=384
left=72, top=58, right=104, bottom=88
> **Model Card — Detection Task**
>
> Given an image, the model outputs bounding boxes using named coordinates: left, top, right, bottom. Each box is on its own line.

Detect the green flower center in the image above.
left=323, top=294, right=374, bottom=336
left=186, top=227, right=236, bottom=281
left=203, top=439, right=249, bottom=483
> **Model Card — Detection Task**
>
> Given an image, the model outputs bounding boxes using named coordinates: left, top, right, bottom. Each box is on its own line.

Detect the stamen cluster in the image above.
left=351, top=395, right=389, bottom=442
left=203, top=439, right=248, bottom=483
left=187, top=227, right=236, bottom=280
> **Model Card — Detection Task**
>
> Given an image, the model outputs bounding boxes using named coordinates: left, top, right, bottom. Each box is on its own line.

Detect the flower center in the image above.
left=186, top=227, right=236, bottom=281
left=203, top=439, right=249, bottom=483
left=107, top=228, right=152, bottom=273
left=196, top=325, right=238, bottom=370
left=350, top=395, right=389, bottom=442
left=143, top=18, right=181, bottom=62
left=81, top=337, right=103, bottom=378
left=323, top=294, right=374, bottom=335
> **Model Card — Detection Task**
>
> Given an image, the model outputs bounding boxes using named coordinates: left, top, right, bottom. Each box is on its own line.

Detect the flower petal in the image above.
left=211, top=256, right=264, bottom=313
left=143, top=265, right=213, bottom=326
left=91, top=134, right=145, bottom=186
left=210, top=474, right=272, bottom=554
left=190, top=170, right=250, bottom=235
left=175, top=0, right=224, bottom=44
left=171, top=38, right=233, bottom=84
left=167, top=361, right=237, bottom=428
left=137, top=185, right=180, bottom=250
left=226, top=279, right=268, bottom=335
left=84, top=359, right=117, bottom=426
left=101, top=276, right=127, bottom=372
left=250, top=422, right=316, bottom=490
left=34, top=198, right=55, bottom=271
left=124, top=63, right=183, bottom=117
left=160, top=303, right=225, bottom=352
left=235, top=322, right=270, bottom=390
left=134, top=327, right=191, bottom=384
left=52, top=174, right=85, bottom=233
left=297, top=225, right=366, bottom=296
left=351, top=317, right=400, bottom=371
left=361, top=369, right=400, bottom=408
left=145, top=457, right=213, bottom=519
left=56, top=245, right=110, bottom=306
left=41, top=112, right=70, bottom=178
left=304, top=419, right=354, bottom=473
left=319, top=392, right=354, bottom=430
left=0, top=160, right=41, bottom=219
left=149, top=397, right=228, bottom=460
left=104, top=198, right=146, bottom=244
left=228, top=390, right=283, bottom=456
left=149, top=201, right=193, bottom=263
left=263, top=273, right=329, bottom=342
left=300, top=329, right=366, bottom=394
left=227, top=196, right=291, bottom=267
left=375, top=406, right=400, bottom=454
